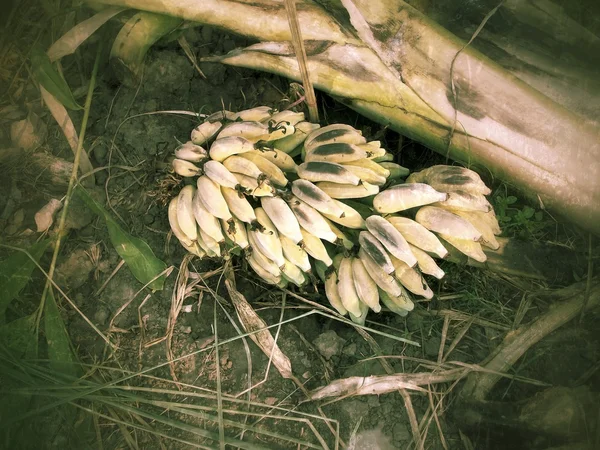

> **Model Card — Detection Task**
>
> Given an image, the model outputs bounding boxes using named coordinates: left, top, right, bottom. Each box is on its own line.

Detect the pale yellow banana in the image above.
left=392, top=256, right=433, bottom=299
left=359, top=231, right=395, bottom=274
left=196, top=176, right=232, bottom=220
left=409, top=244, right=445, bottom=279
left=191, top=120, right=222, bottom=145
left=239, top=152, right=288, bottom=187
left=263, top=110, right=305, bottom=127
left=434, top=190, right=492, bottom=213
left=288, top=197, right=337, bottom=243
left=379, top=288, right=414, bottom=315
left=176, top=185, right=198, bottom=242
left=341, top=164, right=387, bottom=185
left=351, top=257, right=381, bottom=312
left=280, top=258, right=306, bottom=287
left=344, top=158, right=390, bottom=178
left=200, top=229, right=221, bottom=257
left=253, top=207, right=286, bottom=266
left=291, top=179, right=345, bottom=218
left=324, top=270, right=347, bottom=315
left=300, top=227, right=333, bottom=266
left=233, top=173, right=275, bottom=197
left=449, top=209, right=500, bottom=250
left=337, top=257, right=363, bottom=317
left=373, top=183, right=448, bottom=213
left=280, top=235, right=311, bottom=272
left=304, top=124, right=366, bottom=153
left=216, top=121, right=269, bottom=142
left=316, top=181, right=379, bottom=199
left=172, top=159, right=201, bottom=177
left=358, top=247, right=403, bottom=297
left=415, top=206, right=482, bottom=241
left=439, top=234, right=487, bottom=263
left=209, top=136, right=255, bottom=161
left=221, top=217, right=249, bottom=249
left=174, top=141, right=207, bottom=162
left=297, top=161, right=361, bottom=185
left=365, top=215, right=417, bottom=267
left=261, top=196, right=303, bottom=244
left=192, top=189, right=225, bottom=243
left=378, top=162, right=410, bottom=179
left=223, top=155, right=264, bottom=179
left=168, top=197, right=193, bottom=247
left=406, top=165, right=491, bottom=196
left=233, top=105, right=274, bottom=122
left=305, top=142, right=369, bottom=164
left=249, top=148, right=297, bottom=172
left=247, top=252, right=282, bottom=285
left=387, top=216, right=448, bottom=259
left=247, top=230, right=284, bottom=276
left=322, top=199, right=366, bottom=229
left=203, top=160, right=240, bottom=189
left=221, top=186, right=257, bottom=223
left=323, top=217, right=355, bottom=249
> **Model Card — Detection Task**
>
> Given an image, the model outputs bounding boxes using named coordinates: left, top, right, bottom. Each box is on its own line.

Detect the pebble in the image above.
left=312, top=330, right=346, bottom=360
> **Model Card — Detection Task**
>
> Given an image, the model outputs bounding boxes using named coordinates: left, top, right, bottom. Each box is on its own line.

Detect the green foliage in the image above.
left=75, top=186, right=168, bottom=290
left=44, top=289, right=79, bottom=378
left=0, top=313, right=38, bottom=359
left=0, top=240, right=50, bottom=321
left=493, top=192, right=549, bottom=239
left=30, top=46, right=82, bottom=110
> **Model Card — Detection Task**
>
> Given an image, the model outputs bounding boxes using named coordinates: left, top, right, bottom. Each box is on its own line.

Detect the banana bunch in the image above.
left=166, top=106, right=501, bottom=323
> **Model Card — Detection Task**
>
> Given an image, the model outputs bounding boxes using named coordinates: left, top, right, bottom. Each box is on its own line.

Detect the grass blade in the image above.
left=44, top=288, right=79, bottom=377
left=31, top=46, right=81, bottom=110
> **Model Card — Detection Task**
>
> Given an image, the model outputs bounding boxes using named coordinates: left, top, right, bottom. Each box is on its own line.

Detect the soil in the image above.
left=1, top=17, right=599, bottom=450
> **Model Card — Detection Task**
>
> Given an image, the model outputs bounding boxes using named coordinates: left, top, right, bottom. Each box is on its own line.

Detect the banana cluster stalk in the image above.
left=166, top=107, right=501, bottom=322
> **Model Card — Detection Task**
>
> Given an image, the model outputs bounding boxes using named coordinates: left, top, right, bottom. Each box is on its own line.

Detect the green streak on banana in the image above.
left=297, top=161, right=361, bottom=185
left=323, top=217, right=355, bottom=250
left=344, top=157, right=390, bottom=178
left=349, top=300, right=369, bottom=326
left=365, top=215, right=417, bottom=267
left=379, top=162, right=410, bottom=179
left=200, top=228, right=221, bottom=257
left=280, top=258, right=306, bottom=287
left=247, top=252, right=282, bottom=285
left=358, top=231, right=395, bottom=274
left=379, top=288, right=414, bottom=316
left=406, top=165, right=491, bottom=196
left=261, top=196, right=303, bottom=244
left=271, top=121, right=320, bottom=154
left=373, top=183, right=448, bottom=213
left=341, top=163, right=387, bottom=185
left=304, top=124, right=366, bottom=154
left=291, top=179, right=345, bottom=218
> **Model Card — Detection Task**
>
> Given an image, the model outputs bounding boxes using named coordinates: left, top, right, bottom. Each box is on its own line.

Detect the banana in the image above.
left=323, top=217, right=355, bottom=249
left=263, top=110, right=305, bottom=127
left=337, top=257, right=363, bottom=317
left=297, top=162, right=361, bottom=185
left=379, top=162, right=410, bottom=179
left=183, top=241, right=206, bottom=258
left=409, top=244, right=445, bottom=279
left=349, top=299, right=369, bottom=325
left=261, top=196, right=303, bottom=243
left=221, top=186, right=257, bottom=224
left=300, top=227, right=333, bottom=266
left=172, top=159, right=201, bottom=177
left=191, top=120, right=222, bottom=145
left=344, top=158, right=391, bottom=178
left=291, top=179, right=345, bottom=218
left=322, top=199, right=366, bottom=229
left=195, top=231, right=217, bottom=257
left=202, top=160, right=240, bottom=189
left=372, top=152, right=394, bottom=162
left=415, top=206, right=482, bottom=241
left=316, top=181, right=379, bottom=199
left=324, top=268, right=347, bottom=315
left=305, top=142, right=369, bottom=164
left=249, top=148, right=297, bottom=172
left=223, top=155, right=264, bottom=179
left=174, top=141, right=207, bottom=162
left=209, top=136, right=256, bottom=162
left=239, top=152, right=288, bottom=187
left=233, top=106, right=274, bottom=122
left=176, top=185, right=198, bottom=242
left=448, top=209, right=500, bottom=249
left=341, top=164, right=387, bottom=185
left=253, top=207, right=286, bottom=266
left=439, top=234, right=487, bottom=263
left=379, top=288, right=414, bottom=315
left=280, top=235, right=311, bottom=272
left=192, top=189, right=225, bottom=243
left=365, top=215, right=417, bottom=267
left=216, top=121, right=269, bottom=142
left=357, top=247, right=403, bottom=297
left=373, top=183, right=448, bottom=213
left=196, top=176, right=232, bottom=220
left=247, top=231, right=283, bottom=277
left=264, top=121, right=295, bottom=141
left=391, top=256, right=433, bottom=299
left=221, top=217, right=249, bottom=249
left=247, top=252, right=282, bottom=285
left=168, top=197, right=193, bottom=247
left=200, top=229, right=221, bottom=257
left=271, top=121, right=320, bottom=154
left=386, top=216, right=448, bottom=259
left=288, top=197, right=337, bottom=243
left=233, top=173, right=275, bottom=197
left=351, top=257, right=381, bottom=312
left=280, top=258, right=306, bottom=287
left=357, top=141, right=385, bottom=159
left=434, top=190, right=492, bottom=213
left=358, top=231, right=395, bottom=275
left=304, top=124, right=366, bottom=153
left=406, top=165, right=491, bottom=196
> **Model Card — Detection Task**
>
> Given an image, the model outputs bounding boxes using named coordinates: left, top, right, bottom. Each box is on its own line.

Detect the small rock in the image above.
left=342, top=342, right=357, bottom=357
left=93, top=144, right=108, bottom=165
left=93, top=306, right=110, bottom=326
left=393, top=423, right=411, bottom=442
left=55, top=248, right=96, bottom=290
left=349, top=428, right=394, bottom=450
left=312, top=330, right=345, bottom=360
left=143, top=213, right=155, bottom=225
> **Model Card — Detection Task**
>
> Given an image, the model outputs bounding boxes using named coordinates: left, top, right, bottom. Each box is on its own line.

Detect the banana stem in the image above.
left=36, top=42, right=103, bottom=332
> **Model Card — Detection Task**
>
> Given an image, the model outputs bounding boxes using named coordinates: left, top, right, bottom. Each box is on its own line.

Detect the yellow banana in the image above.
left=221, top=217, right=249, bottom=249
left=439, top=234, right=487, bottom=263
left=322, top=199, right=366, bottom=229
left=409, top=244, right=445, bottom=279
left=209, top=136, right=256, bottom=162
left=221, top=186, right=257, bottom=223
left=172, top=159, right=201, bottom=177
left=415, top=206, right=482, bottom=241
left=365, top=215, right=417, bottom=267
left=272, top=121, right=320, bottom=154
left=344, top=158, right=391, bottom=178
left=196, top=176, right=232, bottom=220
left=239, top=152, right=288, bottom=187
left=392, top=256, right=433, bottom=299
left=288, top=197, right=337, bottom=243
left=448, top=209, right=500, bottom=250
left=192, top=188, right=225, bottom=243
left=203, top=160, right=240, bottom=189
left=341, top=164, right=387, bottom=185
left=263, top=110, right=305, bottom=127
left=387, top=216, right=448, bottom=259
left=223, top=155, right=264, bottom=179
left=304, top=123, right=366, bottom=153
left=280, top=258, right=306, bottom=287
left=351, top=257, right=381, bottom=312
left=379, top=288, right=414, bottom=315
left=195, top=231, right=217, bottom=257
left=261, top=196, right=303, bottom=244
left=280, top=235, right=311, bottom=272
left=174, top=141, right=207, bottom=162
left=253, top=207, right=286, bottom=266
left=359, top=231, right=395, bottom=274
left=233, top=173, right=275, bottom=197
left=324, top=269, right=347, bottom=315
left=176, top=185, right=198, bottom=242
left=249, top=148, right=297, bottom=173
left=168, top=197, right=193, bottom=247
left=434, top=190, right=492, bottom=213
left=337, top=257, right=363, bottom=317
left=233, top=105, right=274, bottom=122
left=358, top=247, right=403, bottom=297
left=373, top=183, right=448, bottom=213
left=216, top=121, right=269, bottom=142
left=406, top=165, right=492, bottom=196
left=200, top=229, right=221, bottom=257
left=323, top=217, right=355, bottom=249
left=247, top=251, right=282, bottom=284
left=316, top=181, right=379, bottom=199
left=300, top=227, right=333, bottom=266
left=191, top=120, right=222, bottom=145
left=297, top=161, right=361, bottom=185
left=291, top=179, right=345, bottom=218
